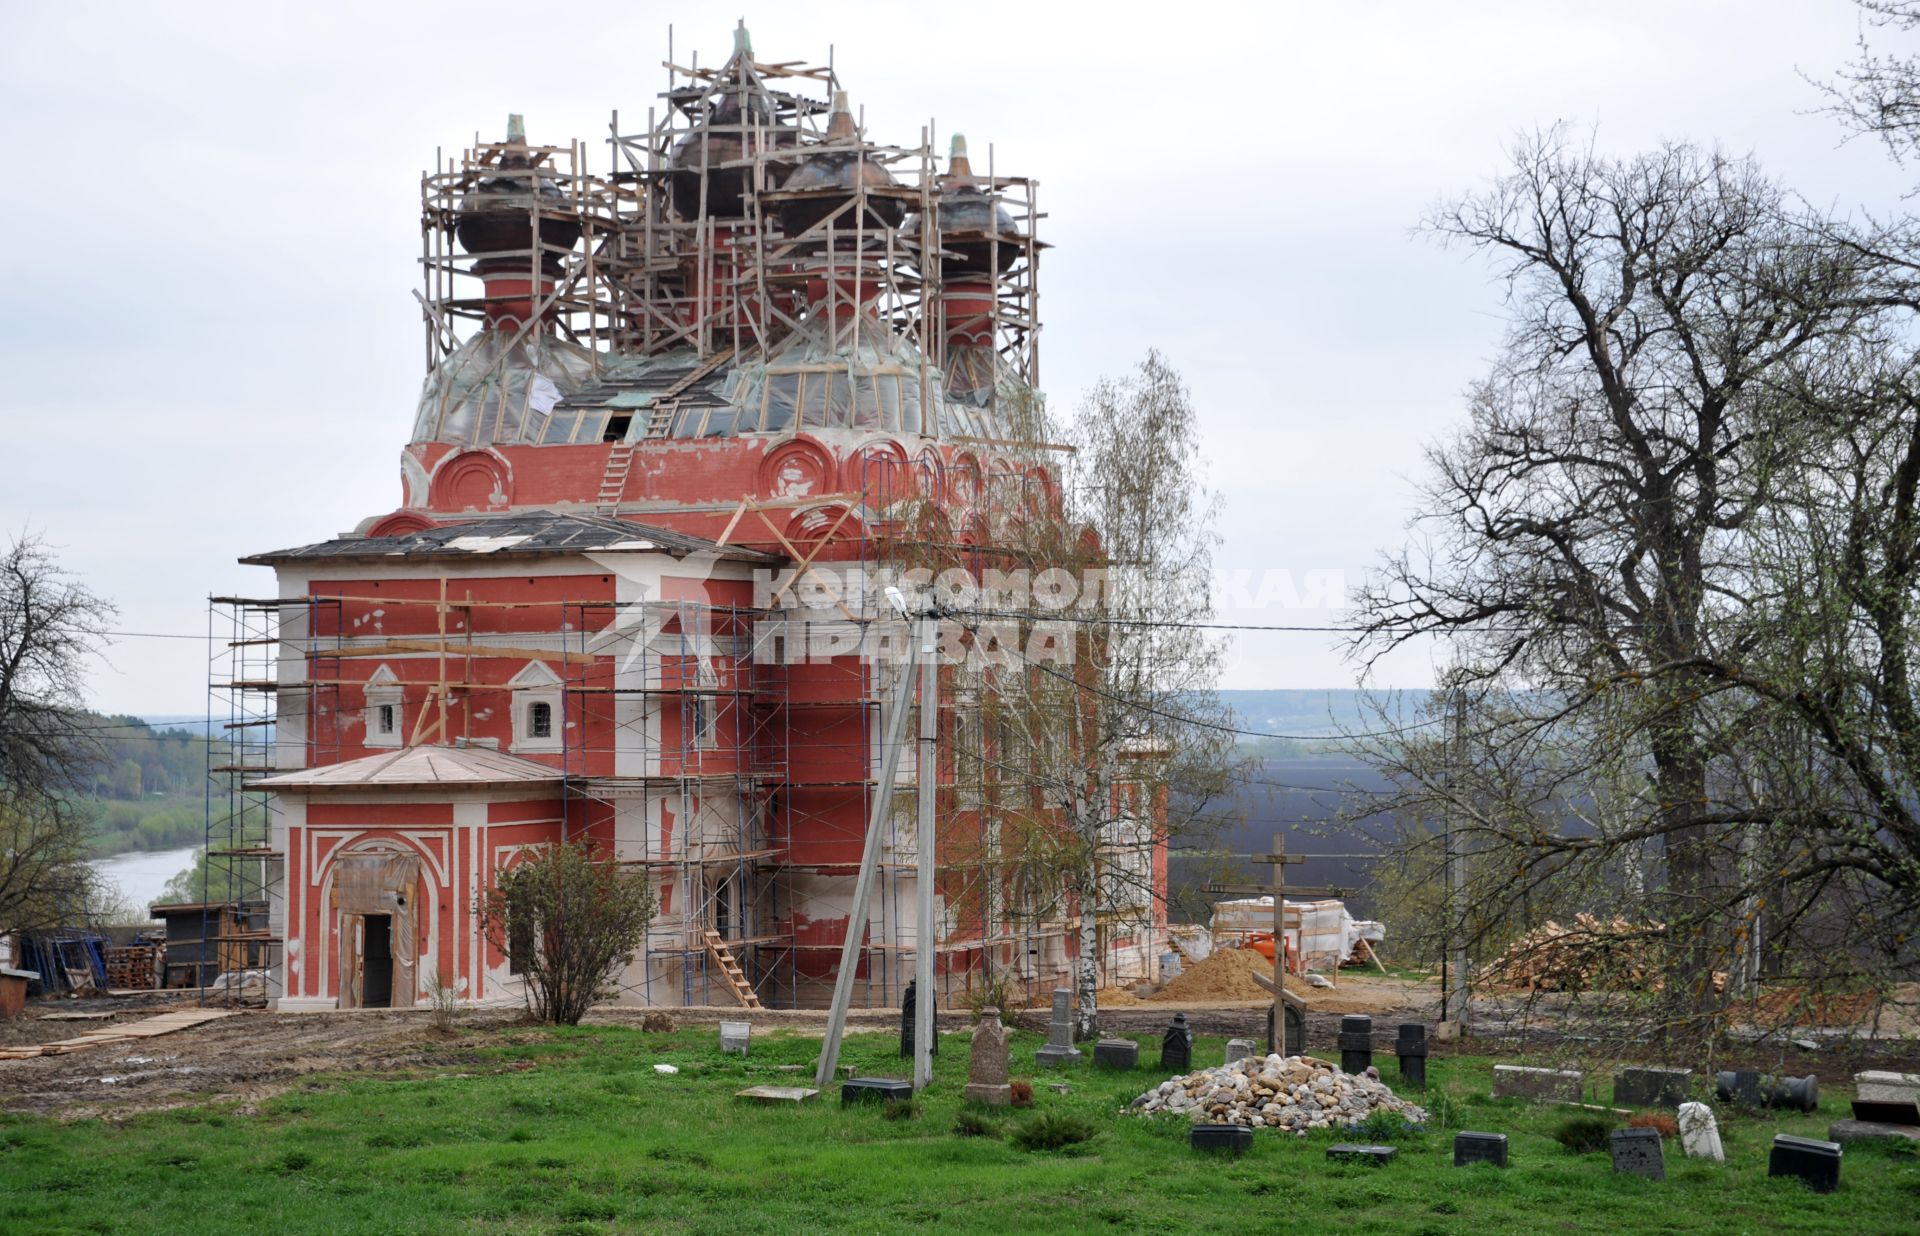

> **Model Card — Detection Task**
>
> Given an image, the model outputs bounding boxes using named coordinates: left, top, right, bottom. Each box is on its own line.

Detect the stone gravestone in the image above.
left=719, top=1020, right=751, bottom=1056
left=963, top=1007, right=1012, bottom=1106
left=1396, top=1024, right=1428, bottom=1091
left=899, top=979, right=936, bottom=1059
left=1454, top=1131, right=1509, bottom=1167
left=1677, top=1101, right=1725, bottom=1163
left=1492, top=1064, right=1583, bottom=1102
left=1337, top=1015, right=1374, bottom=1075
left=1224, top=1038, right=1258, bottom=1065
left=1716, top=1070, right=1818, bottom=1112
left=1855, top=1070, right=1920, bottom=1107
left=1093, top=1038, right=1139, bottom=1070
left=1614, top=1067, right=1691, bottom=1109
left=1160, top=1012, right=1193, bottom=1074
left=1035, top=989, right=1082, bottom=1067
left=1327, top=1144, right=1397, bottom=1165
left=1609, top=1127, right=1666, bottom=1180
left=1265, top=1001, right=1306, bottom=1056
left=1768, top=1133, right=1842, bottom=1193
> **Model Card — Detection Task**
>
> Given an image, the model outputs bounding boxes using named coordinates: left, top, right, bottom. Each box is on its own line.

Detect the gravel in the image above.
left=1130, top=1053, right=1429, bottom=1135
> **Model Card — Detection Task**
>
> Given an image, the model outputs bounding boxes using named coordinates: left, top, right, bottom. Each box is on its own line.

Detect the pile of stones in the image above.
left=1132, top=1053, right=1429, bottom=1133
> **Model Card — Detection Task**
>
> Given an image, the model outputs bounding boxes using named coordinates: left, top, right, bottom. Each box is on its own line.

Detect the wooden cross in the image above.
left=1204, top=834, right=1348, bottom=1029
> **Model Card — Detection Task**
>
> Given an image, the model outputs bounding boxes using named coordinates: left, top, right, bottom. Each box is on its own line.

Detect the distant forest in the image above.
left=81, top=715, right=219, bottom=856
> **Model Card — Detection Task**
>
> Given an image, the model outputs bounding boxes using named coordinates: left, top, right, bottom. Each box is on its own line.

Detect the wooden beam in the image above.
left=308, top=640, right=596, bottom=666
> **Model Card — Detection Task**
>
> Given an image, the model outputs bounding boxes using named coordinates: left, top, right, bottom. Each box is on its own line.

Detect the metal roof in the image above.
left=248, top=744, right=566, bottom=791
left=241, top=510, right=779, bottom=567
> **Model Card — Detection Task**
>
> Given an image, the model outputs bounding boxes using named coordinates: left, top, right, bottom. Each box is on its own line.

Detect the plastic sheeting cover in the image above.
left=413, top=329, right=599, bottom=447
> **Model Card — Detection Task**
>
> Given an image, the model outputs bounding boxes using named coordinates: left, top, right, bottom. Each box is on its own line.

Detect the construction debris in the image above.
left=1145, top=947, right=1311, bottom=1004
left=1132, top=1054, right=1429, bottom=1133
left=1482, top=915, right=1728, bottom=993
left=0, top=1008, right=240, bottom=1061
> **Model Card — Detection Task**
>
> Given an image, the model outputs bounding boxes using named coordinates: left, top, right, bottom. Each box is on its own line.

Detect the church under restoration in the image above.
left=210, top=27, right=1167, bottom=1013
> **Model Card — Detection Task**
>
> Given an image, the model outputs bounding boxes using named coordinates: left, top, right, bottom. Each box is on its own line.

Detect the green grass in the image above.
left=1, top=1024, right=1914, bottom=1234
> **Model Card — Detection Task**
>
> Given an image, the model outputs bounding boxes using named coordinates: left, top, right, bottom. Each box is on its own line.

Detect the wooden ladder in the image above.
left=594, top=442, right=635, bottom=514
left=703, top=929, right=763, bottom=1009
left=643, top=346, right=737, bottom=439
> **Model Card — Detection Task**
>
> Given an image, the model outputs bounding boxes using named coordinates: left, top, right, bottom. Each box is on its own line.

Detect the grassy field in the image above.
left=1, top=1021, right=1914, bottom=1234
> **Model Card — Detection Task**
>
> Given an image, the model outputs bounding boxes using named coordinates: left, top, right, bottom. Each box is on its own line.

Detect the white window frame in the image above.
left=691, top=663, right=720, bottom=750
left=509, top=661, right=565, bottom=753
left=364, top=665, right=403, bottom=749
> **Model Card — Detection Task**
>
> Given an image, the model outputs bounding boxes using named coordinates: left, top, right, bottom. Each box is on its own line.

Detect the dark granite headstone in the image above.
left=1327, top=1143, right=1397, bottom=1165
left=1338, top=1014, right=1374, bottom=1076
left=1190, top=1123, right=1254, bottom=1155
left=1716, top=1070, right=1817, bottom=1112
left=1609, top=1127, right=1666, bottom=1180
left=1851, top=1097, right=1920, bottom=1126
left=1264, top=1001, right=1306, bottom=1056
left=1454, top=1131, right=1509, bottom=1167
left=1768, top=1133, right=1842, bottom=1193
left=899, top=979, right=936, bottom=1059
left=1093, top=1038, right=1139, bottom=1070
left=1614, top=1067, right=1691, bottom=1109
left=1396, top=1023, right=1428, bottom=1091
left=842, top=1077, right=915, bottom=1106
left=1160, top=1012, right=1193, bottom=1074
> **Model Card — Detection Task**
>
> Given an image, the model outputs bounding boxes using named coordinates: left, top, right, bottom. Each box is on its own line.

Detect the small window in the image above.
left=692, top=697, right=714, bottom=748
left=377, top=704, right=396, bottom=735
left=529, top=701, right=553, bottom=739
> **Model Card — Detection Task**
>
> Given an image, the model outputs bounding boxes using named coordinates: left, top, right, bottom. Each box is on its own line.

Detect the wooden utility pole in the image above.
left=1441, top=684, right=1470, bottom=1032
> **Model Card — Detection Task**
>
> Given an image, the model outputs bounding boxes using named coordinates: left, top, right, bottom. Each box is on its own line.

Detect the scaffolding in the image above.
left=201, top=595, right=342, bottom=1004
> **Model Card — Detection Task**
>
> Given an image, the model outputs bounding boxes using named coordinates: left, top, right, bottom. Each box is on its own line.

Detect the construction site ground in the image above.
left=4, top=1004, right=1919, bottom=1234
left=6, top=968, right=1918, bottom=1122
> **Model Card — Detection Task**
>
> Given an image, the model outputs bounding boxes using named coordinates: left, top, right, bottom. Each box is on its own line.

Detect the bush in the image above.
left=966, top=972, right=1018, bottom=1023
left=953, top=1111, right=999, bottom=1138
left=1353, top=1107, right=1422, bottom=1141
left=1423, top=1088, right=1466, bottom=1130
left=881, top=1098, right=918, bottom=1121
left=1011, top=1113, right=1096, bottom=1152
left=477, top=841, right=657, bottom=1025
left=1010, top=1080, right=1034, bottom=1109
left=1627, top=1111, right=1678, bottom=1138
left=1552, top=1115, right=1615, bottom=1154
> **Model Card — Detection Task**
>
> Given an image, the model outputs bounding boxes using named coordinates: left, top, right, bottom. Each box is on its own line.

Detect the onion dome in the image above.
left=925, top=135, right=1022, bottom=276
left=667, top=26, right=795, bottom=219
left=777, top=92, right=904, bottom=236
left=455, top=115, right=582, bottom=278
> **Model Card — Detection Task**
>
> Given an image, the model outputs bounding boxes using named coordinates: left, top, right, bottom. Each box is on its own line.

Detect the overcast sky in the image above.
left=4, top=1, right=1915, bottom=713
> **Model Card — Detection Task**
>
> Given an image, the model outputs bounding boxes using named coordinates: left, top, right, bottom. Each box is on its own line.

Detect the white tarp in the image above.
left=1208, top=896, right=1381, bottom=972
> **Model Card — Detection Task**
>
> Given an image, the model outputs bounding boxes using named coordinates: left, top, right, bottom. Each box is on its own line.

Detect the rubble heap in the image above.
left=1482, top=914, right=1728, bottom=993
left=1131, top=1054, right=1429, bottom=1133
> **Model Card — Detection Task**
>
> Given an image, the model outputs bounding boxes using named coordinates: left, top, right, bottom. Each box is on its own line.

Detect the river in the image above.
left=89, top=845, right=199, bottom=919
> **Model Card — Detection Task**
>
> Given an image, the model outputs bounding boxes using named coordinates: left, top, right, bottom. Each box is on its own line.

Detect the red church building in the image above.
left=213, top=27, right=1167, bottom=1013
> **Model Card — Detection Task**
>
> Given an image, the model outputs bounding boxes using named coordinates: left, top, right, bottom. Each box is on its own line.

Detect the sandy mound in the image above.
left=1145, top=947, right=1309, bottom=1003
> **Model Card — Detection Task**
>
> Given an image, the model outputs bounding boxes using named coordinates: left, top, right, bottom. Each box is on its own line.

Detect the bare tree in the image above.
left=899, top=353, right=1240, bottom=1037
left=1353, top=131, right=1874, bottom=1045
left=0, top=533, right=115, bottom=940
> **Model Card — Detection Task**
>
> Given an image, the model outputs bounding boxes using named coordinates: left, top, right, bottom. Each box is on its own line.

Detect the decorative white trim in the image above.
left=507, top=661, right=564, bottom=753
left=363, top=664, right=403, bottom=748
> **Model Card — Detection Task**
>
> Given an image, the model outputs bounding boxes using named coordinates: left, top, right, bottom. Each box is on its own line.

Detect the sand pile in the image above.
left=1145, top=947, right=1308, bottom=1003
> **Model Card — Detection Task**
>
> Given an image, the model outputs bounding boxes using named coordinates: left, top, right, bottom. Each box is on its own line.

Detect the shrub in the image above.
left=1552, top=1115, right=1614, bottom=1154
left=1627, top=1111, right=1678, bottom=1138
left=881, top=1098, right=918, bottom=1121
left=1010, top=1080, right=1034, bottom=1109
left=966, top=972, right=1018, bottom=1023
left=1354, top=1107, right=1422, bottom=1141
left=1423, top=1089, right=1465, bottom=1130
left=1011, top=1113, right=1096, bottom=1152
left=953, top=1111, right=999, bottom=1138
left=428, top=967, right=461, bottom=1033
left=477, top=841, right=657, bottom=1025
